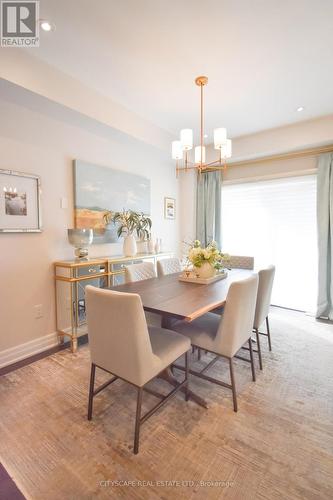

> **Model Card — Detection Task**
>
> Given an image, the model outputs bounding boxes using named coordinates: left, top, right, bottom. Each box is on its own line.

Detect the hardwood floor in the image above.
left=0, top=307, right=332, bottom=499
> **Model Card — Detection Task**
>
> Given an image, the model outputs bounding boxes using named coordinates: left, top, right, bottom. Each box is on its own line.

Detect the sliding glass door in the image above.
left=221, top=175, right=317, bottom=312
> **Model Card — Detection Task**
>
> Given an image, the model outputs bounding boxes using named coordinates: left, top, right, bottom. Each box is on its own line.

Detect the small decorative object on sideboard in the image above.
left=104, top=209, right=152, bottom=257
left=180, top=240, right=230, bottom=283
left=148, top=237, right=155, bottom=254
left=68, top=228, right=93, bottom=259
left=155, top=238, right=162, bottom=253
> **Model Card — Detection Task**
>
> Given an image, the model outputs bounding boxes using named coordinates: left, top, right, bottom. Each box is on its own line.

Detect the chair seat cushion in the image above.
left=145, top=311, right=161, bottom=326
left=148, top=326, right=191, bottom=370
left=172, top=313, right=221, bottom=353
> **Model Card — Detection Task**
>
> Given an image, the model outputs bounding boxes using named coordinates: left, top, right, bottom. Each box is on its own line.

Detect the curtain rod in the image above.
left=221, top=144, right=333, bottom=169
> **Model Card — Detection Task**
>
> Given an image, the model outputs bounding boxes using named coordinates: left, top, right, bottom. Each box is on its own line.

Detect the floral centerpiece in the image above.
left=186, top=240, right=229, bottom=279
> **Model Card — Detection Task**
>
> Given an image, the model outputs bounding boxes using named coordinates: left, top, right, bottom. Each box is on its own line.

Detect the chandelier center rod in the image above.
left=195, top=76, right=208, bottom=170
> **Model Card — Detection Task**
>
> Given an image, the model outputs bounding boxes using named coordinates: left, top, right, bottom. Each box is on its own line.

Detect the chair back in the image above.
left=125, top=262, right=156, bottom=283
left=85, top=286, right=158, bottom=386
left=253, top=265, right=275, bottom=329
left=215, top=274, right=258, bottom=357
left=228, top=255, right=254, bottom=270
left=157, top=257, right=181, bottom=277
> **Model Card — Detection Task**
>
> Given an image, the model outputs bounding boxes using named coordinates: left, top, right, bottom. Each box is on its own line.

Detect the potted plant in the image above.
left=187, top=240, right=229, bottom=279
left=103, top=210, right=152, bottom=257
left=134, top=212, right=153, bottom=253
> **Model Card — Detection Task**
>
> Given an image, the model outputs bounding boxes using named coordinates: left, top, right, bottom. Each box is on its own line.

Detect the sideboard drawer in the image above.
left=76, top=263, right=106, bottom=277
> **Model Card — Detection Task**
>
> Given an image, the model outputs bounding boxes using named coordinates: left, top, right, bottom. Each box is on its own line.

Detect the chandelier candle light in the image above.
left=172, top=76, right=232, bottom=176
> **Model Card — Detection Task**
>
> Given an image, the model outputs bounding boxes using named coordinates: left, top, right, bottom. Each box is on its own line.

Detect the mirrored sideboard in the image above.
left=54, top=252, right=173, bottom=353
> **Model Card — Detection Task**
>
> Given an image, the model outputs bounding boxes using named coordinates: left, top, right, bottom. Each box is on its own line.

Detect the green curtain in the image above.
left=316, top=153, right=333, bottom=320
left=196, top=170, right=222, bottom=247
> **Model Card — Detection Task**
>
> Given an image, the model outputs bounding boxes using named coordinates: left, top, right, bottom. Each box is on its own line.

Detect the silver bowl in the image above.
left=68, top=228, right=93, bottom=259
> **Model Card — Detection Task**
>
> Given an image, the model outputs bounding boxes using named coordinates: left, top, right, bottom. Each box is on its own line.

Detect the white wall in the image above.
left=0, top=95, right=178, bottom=356
left=0, top=49, right=173, bottom=150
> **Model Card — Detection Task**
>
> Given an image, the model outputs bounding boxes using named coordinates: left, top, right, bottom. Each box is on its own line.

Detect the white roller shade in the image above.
left=221, top=175, right=317, bottom=311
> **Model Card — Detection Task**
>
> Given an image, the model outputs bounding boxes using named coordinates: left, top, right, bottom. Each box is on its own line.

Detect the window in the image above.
left=221, top=175, right=317, bottom=311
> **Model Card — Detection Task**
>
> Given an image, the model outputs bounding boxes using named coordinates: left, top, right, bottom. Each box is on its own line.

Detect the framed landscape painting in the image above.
left=73, top=160, right=151, bottom=243
left=164, top=197, right=175, bottom=219
left=0, top=169, right=42, bottom=233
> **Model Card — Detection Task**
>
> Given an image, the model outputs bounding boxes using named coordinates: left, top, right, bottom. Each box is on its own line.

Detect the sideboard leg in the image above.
left=71, top=336, right=78, bottom=353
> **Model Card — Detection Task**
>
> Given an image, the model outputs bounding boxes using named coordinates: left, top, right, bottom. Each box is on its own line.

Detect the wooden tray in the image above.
left=178, top=270, right=228, bottom=285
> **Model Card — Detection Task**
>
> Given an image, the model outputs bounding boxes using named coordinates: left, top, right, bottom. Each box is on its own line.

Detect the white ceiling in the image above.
left=30, top=0, right=333, bottom=140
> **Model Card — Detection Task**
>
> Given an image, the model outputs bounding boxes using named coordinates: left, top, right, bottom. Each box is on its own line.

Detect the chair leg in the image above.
left=134, top=387, right=143, bottom=454
left=229, top=358, right=238, bottom=412
left=198, top=348, right=201, bottom=361
left=266, top=316, right=272, bottom=351
left=87, top=363, right=96, bottom=420
left=255, top=328, right=263, bottom=370
left=248, top=339, right=256, bottom=382
left=185, top=351, right=190, bottom=401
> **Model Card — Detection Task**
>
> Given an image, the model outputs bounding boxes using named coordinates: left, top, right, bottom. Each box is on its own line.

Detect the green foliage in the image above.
left=103, top=209, right=152, bottom=240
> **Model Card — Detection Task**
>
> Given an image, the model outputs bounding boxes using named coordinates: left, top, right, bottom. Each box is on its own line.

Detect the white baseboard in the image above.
left=0, top=331, right=59, bottom=369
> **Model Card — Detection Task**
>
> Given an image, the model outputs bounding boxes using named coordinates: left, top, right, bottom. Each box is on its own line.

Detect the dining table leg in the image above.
left=159, top=315, right=209, bottom=409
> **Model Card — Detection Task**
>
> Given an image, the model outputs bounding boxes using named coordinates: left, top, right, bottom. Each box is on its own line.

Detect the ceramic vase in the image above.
left=137, top=240, right=147, bottom=254
left=148, top=239, right=155, bottom=254
left=123, top=234, right=137, bottom=257
left=195, top=262, right=216, bottom=279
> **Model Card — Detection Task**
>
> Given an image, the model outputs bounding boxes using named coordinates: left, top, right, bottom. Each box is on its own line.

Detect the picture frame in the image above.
left=164, top=197, right=176, bottom=219
left=0, top=169, right=42, bottom=233
left=73, top=160, right=151, bottom=244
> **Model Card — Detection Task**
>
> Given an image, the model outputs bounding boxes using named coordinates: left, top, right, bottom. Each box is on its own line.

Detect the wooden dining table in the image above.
left=108, top=268, right=253, bottom=408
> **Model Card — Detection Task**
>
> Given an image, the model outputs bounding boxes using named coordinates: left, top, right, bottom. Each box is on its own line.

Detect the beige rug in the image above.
left=0, top=307, right=332, bottom=499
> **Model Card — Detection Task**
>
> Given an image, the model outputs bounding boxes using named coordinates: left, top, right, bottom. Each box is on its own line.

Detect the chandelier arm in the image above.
left=202, top=158, right=227, bottom=168
left=177, top=157, right=228, bottom=173
left=177, top=166, right=200, bottom=171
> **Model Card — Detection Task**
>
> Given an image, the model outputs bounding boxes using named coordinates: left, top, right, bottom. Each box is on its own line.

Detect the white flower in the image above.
left=203, top=249, right=211, bottom=259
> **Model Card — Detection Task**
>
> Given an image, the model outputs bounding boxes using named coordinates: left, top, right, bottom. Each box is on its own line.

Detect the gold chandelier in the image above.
left=172, top=76, right=232, bottom=176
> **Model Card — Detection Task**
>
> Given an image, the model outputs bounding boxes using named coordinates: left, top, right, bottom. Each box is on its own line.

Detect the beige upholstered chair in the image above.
left=85, top=286, right=191, bottom=454
left=210, top=255, right=254, bottom=319
left=125, top=262, right=159, bottom=325
left=157, top=257, right=182, bottom=277
left=227, top=255, right=254, bottom=270
left=172, top=274, right=259, bottom=412
left=125, top=261, right=156, bottom=283
left=252, top=265, right=275, bottom=369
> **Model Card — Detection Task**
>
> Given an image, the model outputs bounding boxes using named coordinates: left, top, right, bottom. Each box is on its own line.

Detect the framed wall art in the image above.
left=164, top=197, right=175, bottom=219
left=73, top=160, right=151, bottom=244
left=0, top=169, right=42, bottom=233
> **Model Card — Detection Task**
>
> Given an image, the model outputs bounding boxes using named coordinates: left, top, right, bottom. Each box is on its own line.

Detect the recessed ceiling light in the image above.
left=204, top=134, right=208, bottom=138
left=296, top=106, right=304, bottom=112
left=39, top=20, right=56, bottom=32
